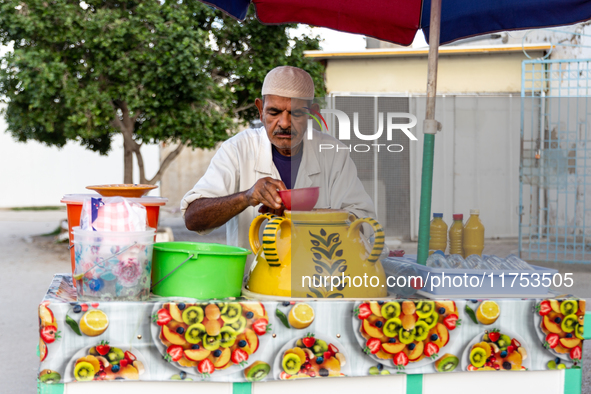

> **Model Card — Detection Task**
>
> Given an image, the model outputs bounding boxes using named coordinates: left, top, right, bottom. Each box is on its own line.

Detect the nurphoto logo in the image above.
left=306, top=108, right=418, bottom=153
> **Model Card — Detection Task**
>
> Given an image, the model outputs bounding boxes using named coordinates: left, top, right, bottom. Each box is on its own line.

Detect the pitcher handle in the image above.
left=248, top=213, right=276, bottom=254
left=347, top=217, right=385, bottom=264
left=262, top=217, right=291, bottom=267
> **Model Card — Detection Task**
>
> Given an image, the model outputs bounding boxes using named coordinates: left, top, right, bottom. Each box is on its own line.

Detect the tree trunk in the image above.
left=118, top=100, right=137, bottom=184
left=113, top=100, right=186, bottom=185
left=123, top=138, right=134, bottom=183
left=134, top=146, right=148, bottom=185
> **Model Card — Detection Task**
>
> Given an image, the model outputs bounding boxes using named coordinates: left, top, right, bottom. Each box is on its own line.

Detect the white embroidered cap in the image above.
left=261, top=66, right=315, bottom=99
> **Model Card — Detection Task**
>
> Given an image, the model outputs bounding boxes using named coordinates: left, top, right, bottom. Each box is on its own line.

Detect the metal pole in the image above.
left=416, top=0, right=442, bottom=265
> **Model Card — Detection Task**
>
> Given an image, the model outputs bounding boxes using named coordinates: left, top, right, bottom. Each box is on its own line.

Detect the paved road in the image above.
left=1, top=210, right=589, bottom=393
left=0, top=210, right=72, bottom=393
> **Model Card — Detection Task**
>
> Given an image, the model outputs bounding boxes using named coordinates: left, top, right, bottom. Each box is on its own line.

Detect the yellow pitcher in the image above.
left=246, top=209, right=388, bottom=298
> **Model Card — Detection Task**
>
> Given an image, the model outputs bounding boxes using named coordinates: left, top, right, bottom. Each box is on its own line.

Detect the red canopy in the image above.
left=254, top=0, right=421, bottom=46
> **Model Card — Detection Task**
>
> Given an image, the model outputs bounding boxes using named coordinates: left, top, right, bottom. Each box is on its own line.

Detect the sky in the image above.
left=292, top=25, right=428, bottom=52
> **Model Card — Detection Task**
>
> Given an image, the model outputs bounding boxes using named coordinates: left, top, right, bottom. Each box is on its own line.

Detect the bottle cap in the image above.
left=433, top=250, right=445, bottom=256
left=433, top=213, right=443, bottom=218
left=470, top=209, right=480, bottom=215
left=453, top=214, right=463, bottom=220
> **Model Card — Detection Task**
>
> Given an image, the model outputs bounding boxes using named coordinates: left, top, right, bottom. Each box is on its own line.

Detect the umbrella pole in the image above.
left=416, top=0, right=442, bottom=265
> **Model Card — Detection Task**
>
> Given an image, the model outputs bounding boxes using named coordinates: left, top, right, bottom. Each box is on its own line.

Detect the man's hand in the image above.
left=258, top=204, right=285, bottom=216
left=244, top=177, right=287, bottom=212
left=185, top=177, right=287, bottom=233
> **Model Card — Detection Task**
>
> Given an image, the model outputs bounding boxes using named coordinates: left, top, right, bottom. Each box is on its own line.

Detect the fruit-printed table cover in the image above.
left=38, top=274, right=586, bottom=384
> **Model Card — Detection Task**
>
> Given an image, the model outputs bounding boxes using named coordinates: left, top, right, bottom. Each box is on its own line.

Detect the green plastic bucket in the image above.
left=151, top=242, right=250, bottom=299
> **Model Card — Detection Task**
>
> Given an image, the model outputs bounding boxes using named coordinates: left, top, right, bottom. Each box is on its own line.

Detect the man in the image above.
left=182, top=66, right=374, bottom=268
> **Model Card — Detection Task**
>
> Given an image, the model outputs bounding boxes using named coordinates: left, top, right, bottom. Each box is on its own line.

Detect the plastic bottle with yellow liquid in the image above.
left=448, top=214, right=464, bottom=257
left=463, top=209, right=485, bottom=257
left=428, top=213, right=448, bottom=254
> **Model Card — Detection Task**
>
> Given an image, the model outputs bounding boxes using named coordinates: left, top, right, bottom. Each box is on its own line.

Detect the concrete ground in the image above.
left=2, top=209, right=590, bottom=393
left=0, top=209, right=73, bottom=393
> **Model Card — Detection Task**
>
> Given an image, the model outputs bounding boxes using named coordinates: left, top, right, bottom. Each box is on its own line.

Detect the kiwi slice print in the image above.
left=221, top=303, right=242, bottom=324
left=185, top=323, right=206, bottom=344
left=414, top=321, right=430, bottom=341
left=435, top=353, right=459, bottom=372
left=230, top=316, right=247, bottom=334
left=182, top=306, right=204, bottom=325
left=470, top=347, right=487, bottom=368
left=282, top=353, right=301, bottom=374
left=381, top=302, right=401, bottom=320
left=74, top=361, right=95, bottom=382
left=219, top=326, right=237, bottom=348
left=416, top=301, right=435, bottom=319
left=383, top=318, right=402, bottom=337
left=202, top=333, right=222, bottom=351
left=245, top=361, right=271, bottom=382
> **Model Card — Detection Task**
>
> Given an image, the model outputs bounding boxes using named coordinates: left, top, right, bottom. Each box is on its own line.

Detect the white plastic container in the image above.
left=72, top=226, right=155, bottom=301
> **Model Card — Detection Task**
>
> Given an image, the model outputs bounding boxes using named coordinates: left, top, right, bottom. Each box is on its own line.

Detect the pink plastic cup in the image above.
left=278, top=187, right=320, bottom=211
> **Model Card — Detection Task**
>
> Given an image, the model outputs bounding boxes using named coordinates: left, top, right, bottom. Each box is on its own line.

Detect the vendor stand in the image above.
left=38, top=273, right=590, bottom=394
left=35, top=0, right=591, bottom=392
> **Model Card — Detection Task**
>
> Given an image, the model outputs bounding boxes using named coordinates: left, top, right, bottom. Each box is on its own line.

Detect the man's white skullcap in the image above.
left=262, top=66, right=315, bottom=99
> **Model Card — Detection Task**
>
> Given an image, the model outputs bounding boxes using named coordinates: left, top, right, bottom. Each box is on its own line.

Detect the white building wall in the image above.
left=409, top=96, right=522, bottom=240
left=0, top=103, right=160, bottom=208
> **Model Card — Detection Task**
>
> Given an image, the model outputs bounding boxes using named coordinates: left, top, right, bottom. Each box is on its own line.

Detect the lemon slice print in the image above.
left=476, top=301, right=499, bottom=325
left=80, top=310, right=109, bottom=336
left=288, top=303, right=315, bottom=329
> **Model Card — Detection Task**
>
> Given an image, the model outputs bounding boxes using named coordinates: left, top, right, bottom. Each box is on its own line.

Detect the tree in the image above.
left=0, top=1, right=325, bottom=184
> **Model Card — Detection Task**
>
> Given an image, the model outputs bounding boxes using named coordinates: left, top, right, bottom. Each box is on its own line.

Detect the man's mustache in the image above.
left=273, top=127, right=296, bottom=136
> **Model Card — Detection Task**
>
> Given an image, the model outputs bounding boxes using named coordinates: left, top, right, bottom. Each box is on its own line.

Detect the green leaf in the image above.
left=326, top=233, right=338, bottom=244
left=311, top=247, right=331, bottom=260
left=464, top=305, right=478, bottom=324
left=314, top=260, right=331, bottom=274
left=309, top=232, right=329, bottom=247
left=65, top=314, right=82, bottom=336
left=330, top=259, right=346, bottom=273
left=326, top=242, right=342, bottom=258
left=275, top=308, right=290, bottom=329
left=308, top=287, right=323, bottom=298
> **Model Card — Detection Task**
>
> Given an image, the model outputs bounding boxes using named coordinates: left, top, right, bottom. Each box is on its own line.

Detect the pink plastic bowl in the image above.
left=278, top=187, right=320, bottom=211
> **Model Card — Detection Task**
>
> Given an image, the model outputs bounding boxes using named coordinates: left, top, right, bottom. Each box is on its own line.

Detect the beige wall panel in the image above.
left=325, top=53, right=535, bottom=94
left=160, top=143, right=218, bottom=211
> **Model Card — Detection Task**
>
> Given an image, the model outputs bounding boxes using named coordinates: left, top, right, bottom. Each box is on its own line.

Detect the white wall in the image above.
left=0, top=104, right=160, bottom=207
left=410, top=96, right=522, bottom=240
